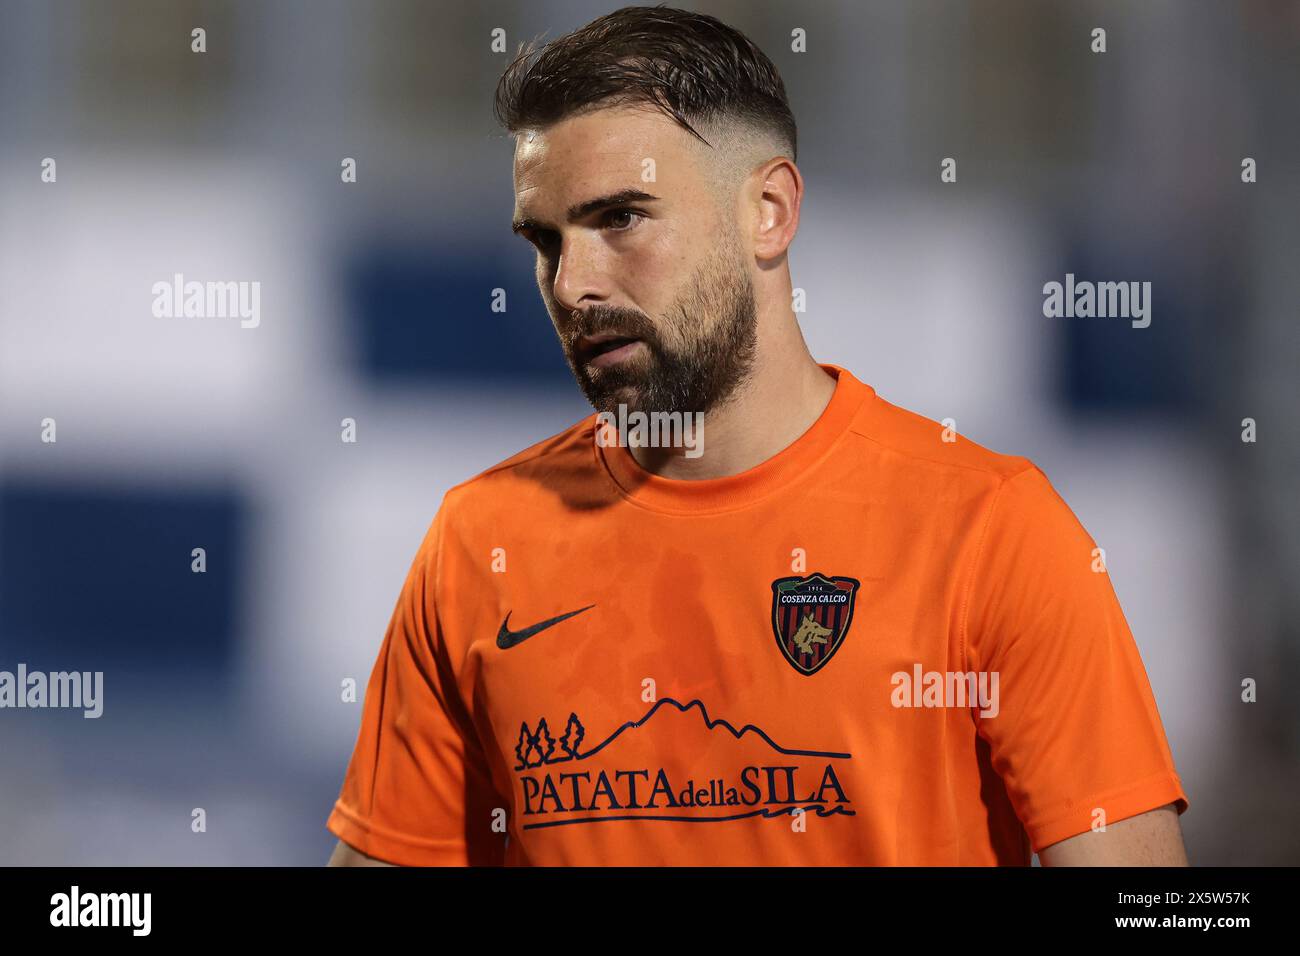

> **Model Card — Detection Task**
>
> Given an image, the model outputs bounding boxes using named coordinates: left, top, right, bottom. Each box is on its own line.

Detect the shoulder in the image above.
left=438, top=412, right=604, bottom=521
left=847, top=391, right=1087, bottom=549
left=848, top=387, right=1037, bottom=488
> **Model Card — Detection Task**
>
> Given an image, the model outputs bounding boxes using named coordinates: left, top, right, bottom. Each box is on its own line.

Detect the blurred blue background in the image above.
left=0, top=0, right=1297, bottom=864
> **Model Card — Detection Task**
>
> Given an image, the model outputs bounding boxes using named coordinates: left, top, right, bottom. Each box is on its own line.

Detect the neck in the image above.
left=629, top=317, right=837, bottom=480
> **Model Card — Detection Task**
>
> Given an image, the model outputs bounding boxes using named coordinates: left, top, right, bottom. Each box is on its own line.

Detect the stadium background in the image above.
left=0, top=0, right=1297, bottom=864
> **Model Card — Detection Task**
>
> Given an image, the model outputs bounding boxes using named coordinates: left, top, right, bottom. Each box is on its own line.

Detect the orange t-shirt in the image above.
left=326, top=363, right=1188, bottom=865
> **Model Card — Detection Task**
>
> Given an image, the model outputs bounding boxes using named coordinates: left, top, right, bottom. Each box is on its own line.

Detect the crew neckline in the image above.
left=594, top=363, right=873, bottom=514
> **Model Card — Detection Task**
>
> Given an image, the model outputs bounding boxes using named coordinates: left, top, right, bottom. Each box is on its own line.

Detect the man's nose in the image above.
left=551, top=234, right=610, bottom=312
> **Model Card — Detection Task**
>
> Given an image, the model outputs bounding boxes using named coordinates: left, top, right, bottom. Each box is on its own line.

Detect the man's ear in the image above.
left=751, top=157, right=802, bottom=261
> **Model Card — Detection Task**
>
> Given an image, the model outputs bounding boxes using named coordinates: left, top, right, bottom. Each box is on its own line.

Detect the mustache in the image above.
left=564, top=306, right=659, bottom=350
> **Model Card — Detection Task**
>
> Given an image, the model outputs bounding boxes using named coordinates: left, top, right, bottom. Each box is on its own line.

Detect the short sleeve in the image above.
left=964, top=465, right=1189, bottom=854
left=326, top=502, right=506, bottom=865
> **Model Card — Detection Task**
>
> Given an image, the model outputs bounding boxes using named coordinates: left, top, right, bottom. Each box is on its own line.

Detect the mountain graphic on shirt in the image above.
left=510, top=697, right=855, bottom=826
left=513, top=696, right=851, bottom=770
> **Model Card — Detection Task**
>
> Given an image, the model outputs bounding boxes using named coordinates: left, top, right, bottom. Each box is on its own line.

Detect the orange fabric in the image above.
left=327, top=364, right=1188, bottom=865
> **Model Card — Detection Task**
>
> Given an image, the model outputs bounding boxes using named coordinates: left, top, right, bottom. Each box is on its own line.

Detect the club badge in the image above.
left=770, top=572, right=860, bottom=675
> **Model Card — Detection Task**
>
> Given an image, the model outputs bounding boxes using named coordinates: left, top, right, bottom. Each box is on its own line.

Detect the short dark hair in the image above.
left=494, top=4, right=797, bottom=163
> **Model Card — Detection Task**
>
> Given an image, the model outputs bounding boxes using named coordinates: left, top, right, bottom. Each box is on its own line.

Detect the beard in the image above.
left=555, top=236, right=758, bottom=416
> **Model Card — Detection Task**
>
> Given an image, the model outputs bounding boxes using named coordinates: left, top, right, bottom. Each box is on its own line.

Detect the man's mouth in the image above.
left=577, top=333, right=644, bottom=368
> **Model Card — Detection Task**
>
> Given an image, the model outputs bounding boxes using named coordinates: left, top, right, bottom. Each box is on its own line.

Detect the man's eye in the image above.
left=605, top=209, right=645, bottom=232
left=528, top=229, right=559, bottom=250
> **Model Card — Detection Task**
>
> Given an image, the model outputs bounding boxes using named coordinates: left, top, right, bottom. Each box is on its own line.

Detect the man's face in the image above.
left=512, top=105, right=757, bottom=415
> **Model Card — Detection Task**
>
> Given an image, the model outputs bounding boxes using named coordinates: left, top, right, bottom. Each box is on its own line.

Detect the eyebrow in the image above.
left=512, top=188, right=660, bottom=235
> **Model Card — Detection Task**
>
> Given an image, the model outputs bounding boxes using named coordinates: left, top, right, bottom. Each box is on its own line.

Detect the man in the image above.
left=327, top=5, right=1188, bottom=866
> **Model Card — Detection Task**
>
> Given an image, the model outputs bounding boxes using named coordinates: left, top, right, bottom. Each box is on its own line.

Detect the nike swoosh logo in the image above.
left=497, top=604, right=596, bottom=649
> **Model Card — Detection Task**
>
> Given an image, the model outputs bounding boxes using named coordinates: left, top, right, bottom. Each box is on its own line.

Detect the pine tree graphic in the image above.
left=535, top=717, right=557, bottom=764
left=559, top=712, right=585, bottom=758
left=514, top=721, right=535, bottom=769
